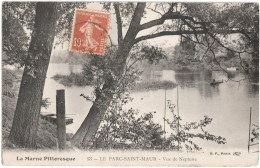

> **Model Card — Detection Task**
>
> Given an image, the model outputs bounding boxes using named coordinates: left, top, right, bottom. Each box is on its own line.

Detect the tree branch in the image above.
left=113, top=3, right=123, bottom=45
left=134, top=29, right=241, bottom=44
left=135, top=30, right=205, bottom=44
left=147, top=6, right=163, bottom=16
left=207, top=32, right=253, bottom=54
left=139, top=12, right=180, bottom=30
left=201, top=37, right=216, bottom=61
left=139, top=10, right=211, bottom=31
left=181, top=19, right=203, bottom=43
left=123, top=2, right=146, bottom=42
left=210, top=48, right=251, bottom=82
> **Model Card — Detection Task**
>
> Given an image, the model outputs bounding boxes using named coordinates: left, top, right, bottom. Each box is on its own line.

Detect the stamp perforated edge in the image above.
left=69, top=8, right=110, bottom=56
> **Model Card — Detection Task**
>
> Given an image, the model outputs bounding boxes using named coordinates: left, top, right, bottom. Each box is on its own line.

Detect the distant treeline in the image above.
left=140, top=43, right=253, bottom=73
left=50, top=50, right=91, bottom=65
left=51, top=45, right=253, bottom=74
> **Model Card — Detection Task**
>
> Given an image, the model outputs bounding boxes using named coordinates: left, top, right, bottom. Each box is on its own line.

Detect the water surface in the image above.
left=43, top=63, right=259, bottom=151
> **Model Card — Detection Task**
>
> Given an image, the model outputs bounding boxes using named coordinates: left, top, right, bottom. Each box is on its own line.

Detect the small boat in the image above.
left=210, top=79, right=223, bottom=86
left=40, top=113, right=73, bottom=125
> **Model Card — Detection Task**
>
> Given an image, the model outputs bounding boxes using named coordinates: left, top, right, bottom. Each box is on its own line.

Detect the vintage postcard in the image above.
left=1, top=1, right=259, bottom=167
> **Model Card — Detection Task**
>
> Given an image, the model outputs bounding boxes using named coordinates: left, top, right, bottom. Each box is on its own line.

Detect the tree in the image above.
left=5, top=2, right=87, bottom=148
left=172, top=38, right=199, bottom=69
left=71, top=2, right=258, bottom=147
left=5, top=2, right=258, bottom=148
left=8, top=2, right=58, bottom=148
left=2, top=3, right=31, bottom=66
left=183, top=3, right=259, bottom=77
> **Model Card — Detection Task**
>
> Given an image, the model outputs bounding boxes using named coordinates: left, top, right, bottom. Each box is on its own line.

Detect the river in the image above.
left=42, top=63, right=259, bottom=152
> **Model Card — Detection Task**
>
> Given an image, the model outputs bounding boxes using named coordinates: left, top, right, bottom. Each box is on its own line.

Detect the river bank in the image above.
left=2, top=68, right=73, bottom=149
left=52, top=73, right=93, bottom=87
left=52, top=72, right=178, bottom=91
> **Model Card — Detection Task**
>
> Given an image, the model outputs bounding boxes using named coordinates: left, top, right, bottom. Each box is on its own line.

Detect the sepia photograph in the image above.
left=1, top=1, right=259, bottom=166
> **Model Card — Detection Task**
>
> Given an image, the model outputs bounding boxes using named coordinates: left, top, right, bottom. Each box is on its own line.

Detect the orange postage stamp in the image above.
left=70, top=9, right=110, bottom=55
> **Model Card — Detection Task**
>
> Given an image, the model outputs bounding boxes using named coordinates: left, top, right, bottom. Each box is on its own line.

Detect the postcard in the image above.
left=2, top=1, right=259, bottom=166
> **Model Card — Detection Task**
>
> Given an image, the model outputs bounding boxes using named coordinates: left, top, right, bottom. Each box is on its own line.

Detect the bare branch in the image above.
left=135, top=30, right=205, bottom=44
left=201, top=37, right=216, bottom=61
left=139, top=11, right=181, bottom=30
left=134, top=29, right=241, bottom=44
left=181, top=19, right=203, bottom=31
left=207, top=33, right=256, bottom=74
left=139, top=11, right=212, bottom=31
left=183, top=33, right=250, bottom=75
left=147, top=6, right=163, bottom=16
left=210, top=48, right=251, bottom=82
left=208, top=33, right=253, bottom=54
left=181, top=19, right=203, bottom=43
left=181, top=34, right=202, bottom=45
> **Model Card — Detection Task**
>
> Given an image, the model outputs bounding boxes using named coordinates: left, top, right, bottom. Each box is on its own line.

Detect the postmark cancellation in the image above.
left=70, top=9, right=110, bottom=55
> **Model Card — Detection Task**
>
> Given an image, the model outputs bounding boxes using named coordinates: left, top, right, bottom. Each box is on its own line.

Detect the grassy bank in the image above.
left=131, top=80, right=177, bottom=92
left=52, top=72, right=93, bottom=87
left=52, top=72, right=177, bottom=91
left=2, top=68, right=71, bottom=149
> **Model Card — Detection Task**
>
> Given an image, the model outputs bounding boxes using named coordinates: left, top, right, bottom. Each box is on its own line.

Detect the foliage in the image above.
left=2, top=69, right=57, bottom=149
left=140, top=46, right=167, bottom=65
left=82, top=96, right=226, bottom=151
left=4, top=2, right=258, bottom=149
left=164, top=43, right=209, bottom=72
left=81, top=44, right=167, bottom=96
left=251, top=124, right=259, bottom=143
left=171, top=44, right=235, bottom=72
left=183, top=3, right=259, bottom=76
left=41, top=98, right=51, bottom=109
left=164, top=101, right=226, bottom=151
left=173, top=44, right=199, bottom=66
left=82, top=48, right=118, bottom=89
left=2, top=2, right=87, bottom=66
left=2, top=2, right=30, bottom=65
left=79, top=45, right=226, bottom=150
left=218, top=3, right=258, bottom=52
left=2, top=2, right=36, bottom=31
left=55, top=2, right=87, bottom=44
left=3, top=2, right=258, bottom=73
left=88, top=108, right=164, bottom=150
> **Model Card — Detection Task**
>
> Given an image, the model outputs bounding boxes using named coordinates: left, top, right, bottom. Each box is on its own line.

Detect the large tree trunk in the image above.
left=70, top=74, right=115, bottom=147
left=8, top=2, right=57, bottom=148
left=71, top=44, right=133, bottom=147
left=71, top=3, right=146, bottom=147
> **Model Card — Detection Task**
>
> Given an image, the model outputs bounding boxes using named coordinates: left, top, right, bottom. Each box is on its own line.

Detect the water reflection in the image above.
left=140, top=70, right=175, bottom=83
left=247, top=83, right=259, bottom=97
left=173, top=70, right=258, bottom=98
left=129, top=69, right=259, bottom=150
left=43, top=64, right=259, bottom=151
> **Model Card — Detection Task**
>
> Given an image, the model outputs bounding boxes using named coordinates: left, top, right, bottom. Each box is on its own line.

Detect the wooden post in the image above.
left=248, top=107, right=252, bottom=153
left=177, top=85, right=180, bottom=150
left=164, top=88, right=166, bottom=139
left=56, top=89, right=66, bottom=150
